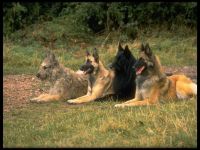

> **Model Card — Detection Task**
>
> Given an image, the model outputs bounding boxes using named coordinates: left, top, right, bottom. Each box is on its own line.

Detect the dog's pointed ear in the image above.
left=118, top=42, right=123, bottom=51
left=45, top=50, right=51, bottom=57
left=124, top=45, right=131, bottom=57
left=145, top=43, right=152, bottom=56
left=45, top=50, right=55, bottom=60
left=140, top=43, right=145, bottom=51
left=46, top=50, right=58, bottom=65
left=86, top=50, right=90, bottom=56
left=93, top=48, right=99, bottom=63
left=49, top=52, right=56, bottom=61
left=124, top=45, right=130, bottom=52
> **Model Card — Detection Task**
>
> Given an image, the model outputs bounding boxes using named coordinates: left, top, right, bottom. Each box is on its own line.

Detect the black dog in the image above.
left=110, top=43, right=137, bottom=99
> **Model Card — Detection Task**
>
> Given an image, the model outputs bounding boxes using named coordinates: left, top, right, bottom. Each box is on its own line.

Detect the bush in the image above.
left=3, top=2, right=197, bottom=36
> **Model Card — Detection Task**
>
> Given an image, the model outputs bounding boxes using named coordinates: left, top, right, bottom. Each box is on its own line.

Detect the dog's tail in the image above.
left=190, top=82, right=197, bottom=95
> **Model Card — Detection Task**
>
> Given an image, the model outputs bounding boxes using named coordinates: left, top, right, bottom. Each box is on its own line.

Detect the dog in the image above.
left=109, top=43, right=136, bottom=99
left=115, top=43, right=197, bottom=107
left=67, top=48, right=116, bottom=104
left=30, top=51, right=88, bottom=102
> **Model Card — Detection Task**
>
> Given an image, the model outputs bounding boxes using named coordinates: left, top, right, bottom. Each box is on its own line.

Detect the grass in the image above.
left=3, top=33, right=197, bottom=75
left=3, top=16, right=197, bottom=147
left=3, top=98, right=197, bottom=148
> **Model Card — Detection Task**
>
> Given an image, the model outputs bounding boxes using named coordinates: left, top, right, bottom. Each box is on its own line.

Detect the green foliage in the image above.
left=72, top=3, right=106, bottom=33
left=3, top=2, right=197, bottom=36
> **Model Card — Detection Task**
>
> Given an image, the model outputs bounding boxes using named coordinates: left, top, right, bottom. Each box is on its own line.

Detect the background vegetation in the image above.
left=3, top=2, right=197, bottom=36
left=3, top=2, right=197, bottom=148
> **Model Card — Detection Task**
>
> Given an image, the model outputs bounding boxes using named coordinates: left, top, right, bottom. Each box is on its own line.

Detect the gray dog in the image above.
left=30, top=51, right=87, bottom=102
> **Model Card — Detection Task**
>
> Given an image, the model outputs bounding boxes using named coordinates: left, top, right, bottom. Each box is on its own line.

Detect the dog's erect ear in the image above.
left=49, top=52, right=56, bottom=61
left=118, top=42, right=123, bottom=51
left=145, top=43, right=152, bottom=56
left=86, top=50, right=90, bottom=56
left=93, top=48, right=99, bottom=63
left=45, top=50, right=56, bottom=60
left=124, top=45, right=131, bottom=57
left=45, top=50, right=58, bottom=65
left=140, top=43, right=145, bottom=51
left=124, top=45, right=130, bottom=51
left=45, top=50, right=51, bottom=57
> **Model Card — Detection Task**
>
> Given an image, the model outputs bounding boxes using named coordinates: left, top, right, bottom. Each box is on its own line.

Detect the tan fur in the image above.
left=115, top=51, right=196, bottom=108
left=67, top=56, right=115, bottom=104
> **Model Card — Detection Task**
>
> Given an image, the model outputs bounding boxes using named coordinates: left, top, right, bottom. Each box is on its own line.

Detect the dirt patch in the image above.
left=3, top=74, right=50, bottom=112
left=3, top=66, right=197, bottom=112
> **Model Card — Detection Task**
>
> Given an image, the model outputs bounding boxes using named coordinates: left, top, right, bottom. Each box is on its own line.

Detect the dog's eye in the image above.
left=87, top=59, right=92, bottom=63
left=43, top=66, right=48, bottom=69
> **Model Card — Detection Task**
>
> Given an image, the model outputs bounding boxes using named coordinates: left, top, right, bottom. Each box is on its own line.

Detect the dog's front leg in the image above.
left=115, top=98, right=157, bottom=107
left=68, top=84, right=105, bottom=104
left=115, top=89, right=159, bottom=107
left=30, top=94, right=61, bottom=103
left=67, top=94, right=97, bottom=104
left=116, top=99, right=153, bottom=107
left=30, top=94, right=48, bottom=102
left=114, top=98, right=139, bottom=107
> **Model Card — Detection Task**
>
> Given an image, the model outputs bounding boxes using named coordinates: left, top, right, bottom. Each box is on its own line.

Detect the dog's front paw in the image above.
left=114, top=104, right=125, bottom=108
left=30, top=98, right=42, bottom=103
left=67, top=99, right=77, bottom=104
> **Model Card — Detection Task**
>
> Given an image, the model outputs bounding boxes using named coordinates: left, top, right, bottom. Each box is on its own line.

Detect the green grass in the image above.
left=3, top=33, right=197, bottom=75
left=3, top=17, right=197, bottom=75
left=3, top=98, right=197, bottom=148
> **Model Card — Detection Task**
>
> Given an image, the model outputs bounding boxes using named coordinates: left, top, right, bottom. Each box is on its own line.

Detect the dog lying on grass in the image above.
left=30, top=51, right=88, bottom=102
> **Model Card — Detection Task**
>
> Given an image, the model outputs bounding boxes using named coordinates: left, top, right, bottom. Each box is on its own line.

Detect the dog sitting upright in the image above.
left=67, top=48, right=116, bottom=104
left=30, top=51, right=88, bottom=102
left=110, top=43, right=137, bottom=99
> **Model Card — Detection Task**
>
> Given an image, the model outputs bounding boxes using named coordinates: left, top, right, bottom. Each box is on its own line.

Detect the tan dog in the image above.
left=115, top=43, right=197, bottom=107
left=67, top=48, right=115, bottom=104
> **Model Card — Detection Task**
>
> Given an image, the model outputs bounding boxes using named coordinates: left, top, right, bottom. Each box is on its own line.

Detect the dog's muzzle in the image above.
left=133, top=58, right=147, bottom=75
left=36, top=73, right=40, bottom=78
left=80, top=64, right=94, bottom=74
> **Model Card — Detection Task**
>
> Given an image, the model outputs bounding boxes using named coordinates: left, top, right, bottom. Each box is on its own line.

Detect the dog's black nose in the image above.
left=108, top=63, right=113, bottom=69
left=36, top=73, right=40, bottom=78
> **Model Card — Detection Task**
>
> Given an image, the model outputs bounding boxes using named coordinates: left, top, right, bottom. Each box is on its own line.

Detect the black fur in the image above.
left=110, top=43, right=137, bottom=99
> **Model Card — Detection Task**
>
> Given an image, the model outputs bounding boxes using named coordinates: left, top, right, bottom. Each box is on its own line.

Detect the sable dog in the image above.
left=30, top=51, right=88, bottom=102
left=67, top=48, right=116, bottom=104
left=115, top=43, right=197, bottom=107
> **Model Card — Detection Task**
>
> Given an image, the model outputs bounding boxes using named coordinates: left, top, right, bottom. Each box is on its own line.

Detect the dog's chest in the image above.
left=136, top=75, right=158, bottom=98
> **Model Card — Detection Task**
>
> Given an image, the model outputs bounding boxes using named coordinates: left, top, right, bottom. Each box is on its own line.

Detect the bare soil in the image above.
left=3, top=66, right=197, bottom=112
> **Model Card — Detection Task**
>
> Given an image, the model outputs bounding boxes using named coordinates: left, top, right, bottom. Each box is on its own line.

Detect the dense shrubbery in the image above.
left=3, top=2, right=197, bottom=36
